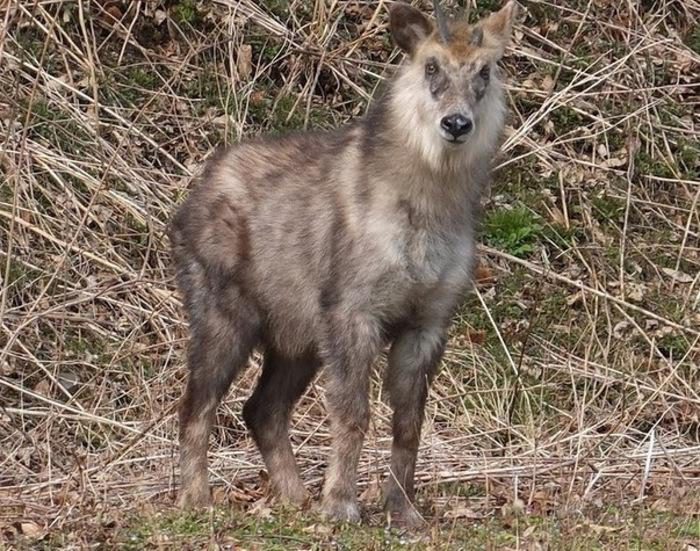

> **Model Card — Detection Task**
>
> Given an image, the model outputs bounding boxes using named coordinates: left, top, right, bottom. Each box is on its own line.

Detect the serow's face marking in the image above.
left=423, top=55, right=492, bottom=144
left=389, top=1, right=517, bottom=149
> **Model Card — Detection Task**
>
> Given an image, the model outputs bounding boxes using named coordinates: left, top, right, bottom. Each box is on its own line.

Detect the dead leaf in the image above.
left=542, top=74, right=555, bottom=92
left=359, top=479, right=381, bottom=502
left=602, top=156, right=627, bottom=168
left=237, top=45, right=253, bottom=81
left=591, top=225, right=613, bottom=246
left=20, top=521, right=43, bottom=538
left=464, top=330, right=486, bottom=345
left=105, top=4, right=123, bottom=21
left=613, top=320, right=630, bottom=339
left=589, top=523, right=620, bottom=534
left=543, top=120, right=555, bottom=136
left=97, top=1, right=123, bottom=25
left=474, top=263, right=496, bottom=284
left=249, top=498, right=272, bottom=518
left=662, top=267, right=694, bottom=284
left=529, top=489, right=552, bottom=515
left=154, top=9, right=167, bottom=25
left=33, top=379, right=51, bottom=397
left=500, top=497, right=526, bottom=528
left=0, top=359, right=12, bottom=376
left=302, top=523, right=333, bottom=535
left=250, top=90, right=266, bottom=107
left=213, top=114, right=233, bottom=126
left=566, top=291, right=583, bottom=306
left=57, top=369, right=80, bottom=393
left=626, top=283, right=645, bottom=302
left=444, top=506, right=481, bottom=519
left=548, top=204, right=567, bottom=227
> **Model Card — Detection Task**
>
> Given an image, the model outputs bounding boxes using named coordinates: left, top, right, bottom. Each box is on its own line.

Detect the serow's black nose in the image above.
left=440, top=114, right=473, bottom=139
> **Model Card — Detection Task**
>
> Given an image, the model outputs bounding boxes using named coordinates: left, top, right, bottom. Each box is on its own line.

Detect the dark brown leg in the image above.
left=242, top=347, right=321, bottom=505
left=383, top=327, right=446, bottom=528
left=178, top=291, right=260, bottom=508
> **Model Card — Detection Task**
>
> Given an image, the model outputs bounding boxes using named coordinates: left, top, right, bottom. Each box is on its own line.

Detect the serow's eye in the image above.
left=479, top=64, right=490, bottom=81
left=425, top=60, right=439, bottom=76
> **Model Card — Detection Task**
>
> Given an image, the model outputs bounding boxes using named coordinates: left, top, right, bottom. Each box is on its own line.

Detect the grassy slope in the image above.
left=45, top=502, right=699, bottom=550
left=1, top=0, right=699, bottom=548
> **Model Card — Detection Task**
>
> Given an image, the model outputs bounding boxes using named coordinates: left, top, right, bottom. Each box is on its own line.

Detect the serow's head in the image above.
left=389, top=1, right=517, bottom=146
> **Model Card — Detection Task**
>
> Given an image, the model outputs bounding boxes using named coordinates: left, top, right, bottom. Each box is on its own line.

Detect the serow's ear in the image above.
left=389, top=3, right=434, bottom=56
left=481, top=1, right=518, bottom=56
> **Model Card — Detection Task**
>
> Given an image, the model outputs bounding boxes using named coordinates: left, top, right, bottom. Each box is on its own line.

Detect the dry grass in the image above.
left=1, top=0, right=699, bottom=548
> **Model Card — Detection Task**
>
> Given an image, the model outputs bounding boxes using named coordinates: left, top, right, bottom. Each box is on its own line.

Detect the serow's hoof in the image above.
left=177, top=487, right=212, bottom=509
left=320, top=497, right=362, bottom=524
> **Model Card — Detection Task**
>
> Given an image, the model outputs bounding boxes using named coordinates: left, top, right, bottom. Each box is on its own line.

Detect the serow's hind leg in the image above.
left=178, top=293, right=259, bottom=508
left=243, top=347, right=321, bottom=505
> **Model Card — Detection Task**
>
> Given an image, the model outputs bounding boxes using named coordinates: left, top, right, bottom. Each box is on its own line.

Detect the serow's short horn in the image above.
left=432, top=0, right=450, bottom=43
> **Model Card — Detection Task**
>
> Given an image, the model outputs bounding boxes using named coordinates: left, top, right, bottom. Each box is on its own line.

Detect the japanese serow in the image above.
left=169, top=0, right=517, bottom=527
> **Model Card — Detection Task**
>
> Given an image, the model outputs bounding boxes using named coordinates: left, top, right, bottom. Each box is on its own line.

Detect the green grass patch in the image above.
left=15, top=26, right=45, bottom=60
left=676, top=138, right=699, bottom=179
left=116, top=508, right=419, bottom=550
left=635, top=137, right=699, bottom=181
left=636, top=150, right=675, bottom=178
left=2, top=258, right=41, bottom=288
left=483, top=205, right=544, bottom=257
left=592, top=193, right=625, bottom=224
left=171, top=0, right=200, bottom=25
left=20, top=97, right=89, bottom=155
left=685, top=25, right=700, bottom=54
left=657, top=333, right=691, bottom=359
left=247, top=92, right=335, bottom=134
left=542, top=222, right=583, bottom=253
left=99, top=65, right=165, bottom=108
left=182, top=69, right=221, bottom=106
left=550, top=105, right=586, bottom=133
left=494, top=155, right=558, bottom=196
left=260, top=0, right=291, bottom=18
left=124, top=66, right=159, bottom=90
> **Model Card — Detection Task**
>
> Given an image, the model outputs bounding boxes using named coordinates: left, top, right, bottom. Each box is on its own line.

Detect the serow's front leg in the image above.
left=320, top=312, right=381, bottom=523
left=383, top=326, right=446, bottom=528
